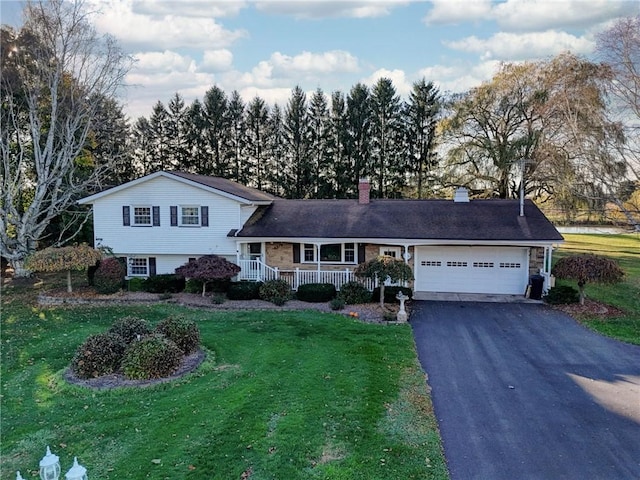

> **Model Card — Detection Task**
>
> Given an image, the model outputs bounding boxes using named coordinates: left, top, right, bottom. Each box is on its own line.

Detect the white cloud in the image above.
left=446, top=30, right=593, bottom=61
left=201, top=49, right=234, bottom=72
left=238, top=86, right=294, bottom=107
left=493, top=0, right=639, bottom=32
left=131, top=0, right=248, bottom=18
left=423, top=0, right=492, bottom=25
left=418, top=60, right=502, bottom=93
left=86, top=0, right=247, bottom=50
left=134, top=50, right=196, bottom=73
left=255, top=1, right=410, bottom=19
left=270, top=50, right=360, bottom=75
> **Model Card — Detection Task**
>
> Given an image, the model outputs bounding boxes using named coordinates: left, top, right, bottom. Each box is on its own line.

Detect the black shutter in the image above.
left=122, top=206, right=130, bottom=226
left=293, top=243, right=301, bottom=263
left=357, top=243, right=366, bottom=264
left=152, top=206, right=160, bottom=226
left=201, top=206, right=209, bottom=227
left=149, top=257, right=156, bottom=276
left=170, top=206, right=178, bottom=226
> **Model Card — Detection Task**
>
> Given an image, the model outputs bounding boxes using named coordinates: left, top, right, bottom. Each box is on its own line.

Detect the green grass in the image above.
left=0, top=277, right=448, bottom=480
left=554, top=233, right=640, bottom=344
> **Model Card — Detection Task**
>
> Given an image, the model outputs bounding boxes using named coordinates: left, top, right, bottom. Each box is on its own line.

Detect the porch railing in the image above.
left=237, top=259, right=401, bottom=291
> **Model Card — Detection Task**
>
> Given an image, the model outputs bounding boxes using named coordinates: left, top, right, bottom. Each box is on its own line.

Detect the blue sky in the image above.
left=2, top=0, right=638, bottom=120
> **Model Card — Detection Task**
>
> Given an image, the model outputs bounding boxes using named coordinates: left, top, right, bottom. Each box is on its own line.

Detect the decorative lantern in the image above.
left=64, top=457, right=88, bottom=480
left=39, top=446, right=61, bottom=480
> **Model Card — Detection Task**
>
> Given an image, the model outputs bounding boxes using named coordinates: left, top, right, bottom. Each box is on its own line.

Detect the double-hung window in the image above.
left=180, top=206, right=200, bottom=226
left=133, top=207, right=151, bottom=226
left=129, top=258, right=148, bottom=276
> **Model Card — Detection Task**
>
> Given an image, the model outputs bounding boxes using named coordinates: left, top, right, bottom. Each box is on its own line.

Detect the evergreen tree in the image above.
left=227, top=90, right=247, bottom=184
left=370, top=77, right=404, bottom=198
left=166, top=92, right=189, bottom=170
left=405, top=79, right=441, bottom=198
left=149, top=101, right=172, bottom=171
left=131, top=117, right=153, bottom=175
left=265, top=104, right=286, bottom=196
left=284, top=86, right=312, bottom=198
left=346, top=83, right=372, bottom=197
left=308, top=88, right=332, bottom=197
left=246, top=96, right=270, bottom=190
left=328, top=91, right=350, bottom=197
left=184, top=99, right=209, bottom=174
left=202, top=86, right=229, bottom=176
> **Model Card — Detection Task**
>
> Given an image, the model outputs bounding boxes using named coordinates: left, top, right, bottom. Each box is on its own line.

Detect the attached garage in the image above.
left=414, top=246, right=530, bottom=295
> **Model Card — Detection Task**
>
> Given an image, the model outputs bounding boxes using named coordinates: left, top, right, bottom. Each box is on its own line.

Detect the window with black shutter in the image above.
left=152, top=206, right=160, bottom=226
left=149, top=257, right=157, bottom=276
left=201, top=206, right=209, bottom=227
left=122, top=206, right=130, bottom=226
left=293, top=244, right=301, bottom=263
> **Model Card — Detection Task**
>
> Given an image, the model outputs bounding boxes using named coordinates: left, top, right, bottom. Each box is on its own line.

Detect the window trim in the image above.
left=128, top=257, right=149, bottom=276
left=132, top=206, right=152, bottom=226
left=179, top=205, right=201, bottom=227
left=301, top=243, right=358, bottom=265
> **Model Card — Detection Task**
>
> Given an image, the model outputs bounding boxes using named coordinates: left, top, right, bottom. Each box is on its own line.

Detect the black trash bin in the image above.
left=529, top=274, right=544, bottom=300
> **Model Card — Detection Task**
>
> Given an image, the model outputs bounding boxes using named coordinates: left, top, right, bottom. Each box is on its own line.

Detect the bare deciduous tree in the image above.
left=0, top=0, right=132, bottom=276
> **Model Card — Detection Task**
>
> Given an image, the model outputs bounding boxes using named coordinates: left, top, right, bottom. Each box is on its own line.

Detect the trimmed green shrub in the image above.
left=544, top=285, right=580, bottom=305
left=259, top=279, right=292, bottom=305
left=93, top=257, right=126, bottom=294
left=108, top=316, right=151, bottom=344
left=143, top=274, right=185, bottom=293
left=296, top=283, right=337, bottom=302
left=155, top=315, right=200, bottom=354
left=121, top=334, right=184, bottom=380
left=70, top=332, right=127, bottom=379
left=330, top=297, right=346, bottom=311
left=127, top=277, right=145, bottom=292
left=338, top=281, right=372, bottom=305
left=211, top=294, right=226, bottom=305
left=184, top=279, right=204, bottom=294
left=228, top=281, right=263, bottom=300
left=372, top=286, right=412, bottom=304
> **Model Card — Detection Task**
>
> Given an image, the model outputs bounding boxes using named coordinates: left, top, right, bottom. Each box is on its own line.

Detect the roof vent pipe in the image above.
left=453, top=187, right=470, bottom=203
left=358, top=178, right=370, bottom=205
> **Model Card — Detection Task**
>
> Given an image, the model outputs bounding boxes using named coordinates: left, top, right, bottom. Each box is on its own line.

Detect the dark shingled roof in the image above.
left=169, top=171, right=277, bottom=202
left=236, top=198, right=563, bottom=242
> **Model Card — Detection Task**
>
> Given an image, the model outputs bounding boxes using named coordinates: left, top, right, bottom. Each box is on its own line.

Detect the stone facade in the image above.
left=528, top=247, right=545, bottom=276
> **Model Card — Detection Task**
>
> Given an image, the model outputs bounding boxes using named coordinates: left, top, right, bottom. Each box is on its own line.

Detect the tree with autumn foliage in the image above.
left=25, top=243, right=102, bottom=292
left=175, top=255, right=241, bottom=297
left=552, top=254, right=624, bottom=305
left=355, top=255, right=413, bottom=308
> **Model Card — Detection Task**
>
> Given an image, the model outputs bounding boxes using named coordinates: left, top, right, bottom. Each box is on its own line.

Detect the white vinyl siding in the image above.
left=91, top=176, right=258, bottom=264
left=415, top=246, right=529, bottom=295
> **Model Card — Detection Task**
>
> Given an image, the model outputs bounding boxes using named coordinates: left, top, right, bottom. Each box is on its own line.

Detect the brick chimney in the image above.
left=358, top=178, right=370, bottom=204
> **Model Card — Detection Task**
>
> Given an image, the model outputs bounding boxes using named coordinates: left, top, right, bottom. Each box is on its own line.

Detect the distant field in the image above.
left=555, top=233, right=640, bottom=344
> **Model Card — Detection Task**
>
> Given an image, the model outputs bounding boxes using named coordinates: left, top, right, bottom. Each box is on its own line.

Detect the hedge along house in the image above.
left=79, top=172, right=563, bottom=296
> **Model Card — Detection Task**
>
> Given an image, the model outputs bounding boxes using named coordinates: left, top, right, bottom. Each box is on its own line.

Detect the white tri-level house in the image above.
left=78, top=171, right=564, bottom=295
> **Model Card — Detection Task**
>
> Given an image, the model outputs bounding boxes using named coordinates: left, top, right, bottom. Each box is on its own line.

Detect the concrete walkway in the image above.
left=413, top=292, right=542, bottom=303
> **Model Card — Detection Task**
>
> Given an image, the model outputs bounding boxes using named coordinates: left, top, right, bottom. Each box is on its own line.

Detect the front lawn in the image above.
left=0, top=278, right=448, bottom=479
left=554, top=233, right=640, bottom=344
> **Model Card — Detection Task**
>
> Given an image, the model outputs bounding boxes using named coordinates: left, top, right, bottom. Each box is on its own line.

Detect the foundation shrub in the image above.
left=93, top=257, right=126, bottom=294
left=228, top=281, right=263, bottom=300
left=372, top=286, right=412, bottom=304
left=259, top=279, right=292, bottom=305
left=338, top=281, right=372, bottom=304
left=544, top=285, right=580, bottom=304
left=121, top=334, right=184, bottom=380
left=154, top=315, right=200, bottom=354
left=143, top=274, right=185, bottom=293
left=296, top=283, right=337, bottom=302
left=71, top=332, right=127, bottom=379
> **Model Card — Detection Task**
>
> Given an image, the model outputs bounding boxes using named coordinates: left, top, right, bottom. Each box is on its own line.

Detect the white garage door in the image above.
left=414, top=246, right=529, bottom=295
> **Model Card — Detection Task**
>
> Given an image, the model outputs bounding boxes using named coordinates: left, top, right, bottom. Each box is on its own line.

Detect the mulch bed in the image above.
left=550, top=299, right=625, bottom=319
left=63, top=349, right=206, bottom=390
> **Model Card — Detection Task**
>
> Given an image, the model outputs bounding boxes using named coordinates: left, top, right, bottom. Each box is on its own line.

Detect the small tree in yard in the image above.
left=552, top=254, right=624, bottom=305
left=175, top=255, right=241, bottom=297
left=355, top=255, right=413, bottom=308
left=25, top=244, right=102, bottom=292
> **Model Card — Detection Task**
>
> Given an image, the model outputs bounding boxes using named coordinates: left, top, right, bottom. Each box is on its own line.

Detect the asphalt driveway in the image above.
left=410, top=301, right=640, bottom=480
